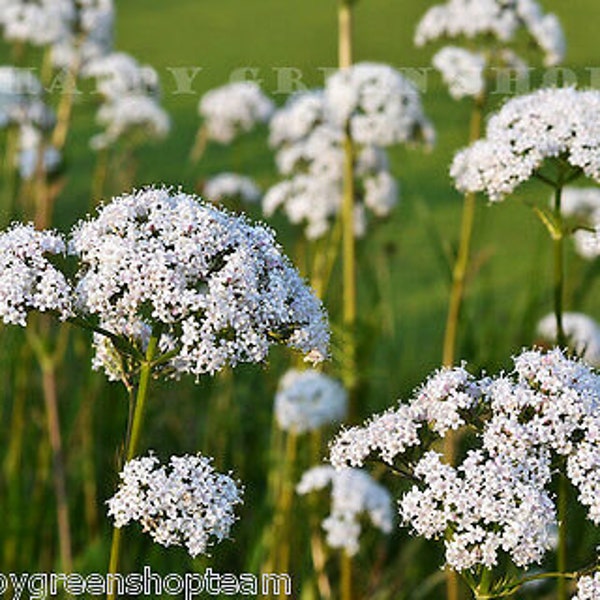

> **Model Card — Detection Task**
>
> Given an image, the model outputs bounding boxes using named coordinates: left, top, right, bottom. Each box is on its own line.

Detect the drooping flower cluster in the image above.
left=573, top=572, right=600, bottom=600
left=0, top=223, right=72, bottom=326
left=204, top=173, right=261, bottom=206
left=69, top=187, right=329, bottom=379
left=85, top=52, right=169, bottom=150
left=415, top=0, right=565, bottom=67
left=107, top=453, right=243, bottom=557
left=264, top=64, right=431, bottom=240
left=274, top=369, right=348, bottom=434
left=296, top=465, right=393, bottom=556
left=198, top=81, right=274, bottom=144
left=537, top=312, right=600, bottom=367
left=451, top=88, right=600, bottom=201
left=330, top=348, right=600, bottom=572
left=557, top=187, right=600, bottom=260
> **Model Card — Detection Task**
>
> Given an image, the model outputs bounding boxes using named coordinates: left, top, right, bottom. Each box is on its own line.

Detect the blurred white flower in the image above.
left=204, top=173, right=261, bottom=205
left=199, top=81, right=274, bottom=144
left=432, top=47, right=486, bottom=100
left=274, top=369, right=347, bottom=434
left=537, top=312, right=600, bottom=367
left=297, top=465, right=393, bottom=556
left=16, top=124, right=62, bottom=179
left=414, top=0, right=565, bottom=67
left=325, top=62, right=434, bottom=148
left=107, top=453, right=243, bottom=558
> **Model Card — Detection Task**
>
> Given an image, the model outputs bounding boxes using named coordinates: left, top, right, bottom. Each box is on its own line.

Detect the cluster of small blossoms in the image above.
left=537, top=312, right=600, bottom=367
left=0, top=223, right=72, bottom=326
left=69, top=187, right=329, bottom=379
left=330, top=348, right=600, bottom=572
left=414, top=0, right=565, bottom=67
left=296, top=465, right=393, bottom=556
left=325, top=62, right=435, bottom=148
left=203, top=173, right=261, bottom=206
left=432, top=47, right=486, bottom=100
left=274, top=369, right=348, bottom=434
left=556, top=187, right=600, bottom=260
left=198, top=81, right=274, bottom=144
left=451, top=88, right=600, bottom=201
left=51, top=0, right=114, bottom=71
left=85, top=53, right=169, bottom=151
left=573, top=572, right=600, bottom=599
left=107, top=453, right=243, bottom=557
left=264, top=65, right=430, bottom=240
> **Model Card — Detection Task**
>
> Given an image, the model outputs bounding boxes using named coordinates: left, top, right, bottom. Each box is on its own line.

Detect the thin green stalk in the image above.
left=553, top=184, right=566, bottom=348
left=2, top=127, right=19, bottom=227
left=341, top=550, right=353, bottom=600
left=557, top=474, right=568, bottom=600
left=91, top=147, right=110, bottom=206
left=338, top=0, right=353, bottom=69
left=341, top=128, right=357, bottom=398
left=107, top=332, right=159, bottom=600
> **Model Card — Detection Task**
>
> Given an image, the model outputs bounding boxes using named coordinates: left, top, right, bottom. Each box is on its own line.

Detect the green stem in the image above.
left=553, top=184, right=566, bottom=348
left=341, top=550, right=353, bottom=600
left=557, top=474, right=568, bottom=600
left=341, top=128, right=357, bottom=399
left=338, top=0, right=353, bottom=69
left=107, top=332, right=159, bottom=600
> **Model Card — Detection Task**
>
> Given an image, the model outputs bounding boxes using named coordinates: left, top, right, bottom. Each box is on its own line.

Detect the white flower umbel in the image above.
left=204, top=173, right=261, bottom=205
left=451, top=88, right=600, bottom=202
left=274, top=369, right=348, bottom=434
left=296, top=465, right=393, bottom=556
left=90, top=94, right=170, bottom=150
left=414, top=0, right=565, bottom=67
left=330, top=348, right=600, bottom=573
left=573, top=573, right=600, bottom=600
left=107, top=453, right=243, bottom=557
left=16, top=125, right=61, bottom=179
left=264, top=89, right=402, bottom=240
left=199, top=81, right=274, bottom=144
left=325, top=62, right=434, bottom=148
left=556, top=187, right=600, bottom=261
left=432, top=47, right=486, bottom=100
left=537, top=312, right=600, bottom=367
left=69, top=187, right=329, bottom=379
left=0, top=223, right=72, bottom=325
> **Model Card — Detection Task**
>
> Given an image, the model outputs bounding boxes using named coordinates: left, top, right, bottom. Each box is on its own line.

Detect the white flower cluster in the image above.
left=415, top=0, right=565, bottom=67
left=107, top=453, right=243, bottom=557
left=204, top=173, right=261, bottom=205
left=16, top=124, right=62, bottom=179
left=69, top=187, right=329, bottom=379
left=85, top=52, right=169, bottom=151
left=432, top=47, right=486, bottom=100
left=573, top=573, right=600, bottom=600
left=199, top=81, right=274, bottom=144
left=451, top=88, right=600, bottom=201
left=0, top=223, right=72, bottom=325
left=50, top=0, right=114, bottom=71
left=556, top=187, right=600, bottom=260
left=330, top=348, right=600, bottom=571
left=325, top=63, right=434, bottom=148
left=274, top=369, right=348, bottom=434
left=296, top=465, right=393, bottom=556
left=263, top=72, right=421, bottom=239
left=537, top=312, right=600, bottom=367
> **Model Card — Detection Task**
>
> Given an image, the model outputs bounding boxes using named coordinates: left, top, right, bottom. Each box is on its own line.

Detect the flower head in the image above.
left=199, top=81, right=274, bottom=144
left=573, top=573, right=600, bottom=600
left=204, top=173, right=261, bottom=205
left=69, top=187, right=329, bottom=379
left=274, top=369, right=348, bottom=434
left=107, top=453, right=243, bottom=557
left=0, top=223, right=72, bottom=326
left=432, top=47, right=486, bottom=100
left=415, top=0, right=565, bottom=67
left=451, top=88, right=600, bottom=201
left=297, top=465, right=393, bottom=556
